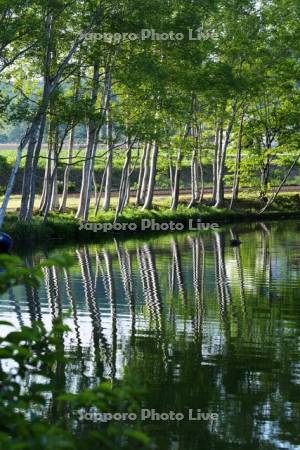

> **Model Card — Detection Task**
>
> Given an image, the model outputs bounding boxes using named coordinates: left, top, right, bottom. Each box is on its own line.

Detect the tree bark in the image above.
left=0, top=5, right=103, bottom=226
left=59, top=127, right=75, bottom=212
left=259, top=151, right=300, bottom=213
left=212, top=125, right=219, bottom=205
left=140, top=142, right=151, bottom=205
left=76, top=63, right=106, bottom=220
left=115, top=139, right=133, bottom=221
left=135, top=143, right=148, bottom=206
left=230, top=107, right=246, bottom=209
left=214, top=101, right=238, bottom=208
left=142, top=143, right=159, bottom=210
left=102, top=95, right=113, bottom=212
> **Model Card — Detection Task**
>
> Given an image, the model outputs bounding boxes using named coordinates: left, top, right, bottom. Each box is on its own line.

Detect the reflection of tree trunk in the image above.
left=188, top=236, right=205, bottom=341
left=261, top=228, right=272, bottom=304
left=100, top=249, right=117, bottom=381
left=167, top=259, right=176, bottom=333
left=171, top=238, right=187, bottom=303
left=259, top=222, right=270, bottom=235
left=42, top=255, right=66, bottom=424
left=24, top=255, right=42, bottom=323
left=77, top=247, right=109, bottom=377
left=42, top=264, right=61, bottom=322
left=137, top=243, right=162, bottom=331
left=63, top=269, right=86, bottom=392
left=25, top=284, right=42, bottom=324
left=213, top=232, right=231, bottom=327
left=115, top=240, right=135, bottom=339
left=168, top=256, right=175, bottom=294
left=229, top=229, right=247, bottom=320
left=9, top=288, right=24, bottom=327
left=63, top=268, right=82, bottom=348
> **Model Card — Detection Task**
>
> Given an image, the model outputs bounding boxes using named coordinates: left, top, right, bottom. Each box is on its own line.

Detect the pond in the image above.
left=1, top=221, right=300, bottom=449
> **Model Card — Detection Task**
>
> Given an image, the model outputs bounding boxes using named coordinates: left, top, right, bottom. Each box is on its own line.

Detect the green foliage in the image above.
left=0, top=255, right=152, bottom=450
left=0, top=253, right=72, bottom=294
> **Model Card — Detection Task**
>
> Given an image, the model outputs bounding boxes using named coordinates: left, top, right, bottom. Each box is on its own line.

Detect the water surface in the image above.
left=1, top=222, right=300, bottom=449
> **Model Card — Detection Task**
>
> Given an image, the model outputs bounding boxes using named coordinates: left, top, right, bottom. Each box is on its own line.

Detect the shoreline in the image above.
left=3, top=207, right=300, bottom=250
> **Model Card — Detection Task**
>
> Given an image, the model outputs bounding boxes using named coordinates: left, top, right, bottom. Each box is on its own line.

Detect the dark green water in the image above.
left=1, top=221, right=300, bottom=449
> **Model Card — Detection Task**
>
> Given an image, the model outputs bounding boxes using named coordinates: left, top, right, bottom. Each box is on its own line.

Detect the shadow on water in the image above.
left=2, top=221, right=300, bottom=449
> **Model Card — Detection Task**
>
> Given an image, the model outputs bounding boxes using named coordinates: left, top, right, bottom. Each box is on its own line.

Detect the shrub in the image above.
left=0, top=255, right=152, bottom=450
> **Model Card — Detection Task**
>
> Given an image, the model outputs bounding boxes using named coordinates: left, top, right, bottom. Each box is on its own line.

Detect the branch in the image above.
left=259, top=151, right=300, bottom=214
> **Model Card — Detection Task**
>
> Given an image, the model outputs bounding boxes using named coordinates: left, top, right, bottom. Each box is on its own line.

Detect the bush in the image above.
left=0, top=255, right=152, bottom=450
left=57, top=181, right=77, bottom=194
left=0, top=155, right=11, bottom=194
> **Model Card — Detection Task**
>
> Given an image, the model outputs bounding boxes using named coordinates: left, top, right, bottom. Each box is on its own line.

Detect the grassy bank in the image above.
left=3, top=193, right=300, bottom=249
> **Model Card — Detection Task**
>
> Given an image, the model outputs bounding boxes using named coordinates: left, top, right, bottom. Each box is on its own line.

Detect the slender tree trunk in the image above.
left=76, top=63, right=102, bottom=220
left=171, top=126, right=189, bottom=210
left=142, top=143, right=158, bottom=210
left=136, top=143, right=148, bottom=205
left=212, top=125, right=219, bottom=205
left=260, top=156, right=271, bottom=199
left=42, top=150, right=58, bottom=219
left=170, top=146, right=183, bottom=210
left=59, top=127, right=75, bottom=212
left=115, top=139, right=133, bottom=221
left=0, top=138, right=25, bottom=228
left=259, top=150, right=300, bottom=213
left=230, top=107, right=246, bottom=209
left=39, top=145, right=51, bottom=212
left=26, top=112, right=47, bottom=220
left=189, top=148, right=198, bottom=207
left=102, top=97, right=113, bottom=212
left=59, top=68, right=81, bottom=213
left=40, top=106, right=58, bottom=215
left=215, top=101, right=238, bottom=208
left=19, top=126, right=39, bottom=220
left=18, top=12, right=53, bottom=223
left=140, top=142, right=151, bottom=204
left=0, top=7, right=102, bottom=227
left=49, top=126, right=60, bottom=211
left=94, top=161, right=108, bottom=215
left=189, top=125, right=204, bottom=208
left=214, top=127, right=224, bottom=208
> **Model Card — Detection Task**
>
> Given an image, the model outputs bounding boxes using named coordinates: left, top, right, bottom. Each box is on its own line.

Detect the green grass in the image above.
left=4, top=192, right=300, bottom=249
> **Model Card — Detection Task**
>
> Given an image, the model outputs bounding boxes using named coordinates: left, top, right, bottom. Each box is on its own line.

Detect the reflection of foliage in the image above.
left=0, top=254, right=73, bottom=294
left=0, top=255, right=151, bottom=450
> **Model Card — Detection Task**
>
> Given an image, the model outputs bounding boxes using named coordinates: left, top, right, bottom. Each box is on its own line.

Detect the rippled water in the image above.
left=1, top=221, right=300, bottom=449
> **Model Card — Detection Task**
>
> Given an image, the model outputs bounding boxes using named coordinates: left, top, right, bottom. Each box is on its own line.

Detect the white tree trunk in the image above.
left=59, top=127, right=75, bottom=212
left=142, top=143, right=158, bottom=210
